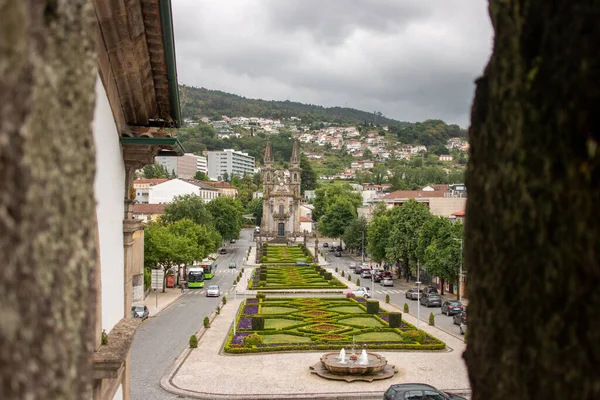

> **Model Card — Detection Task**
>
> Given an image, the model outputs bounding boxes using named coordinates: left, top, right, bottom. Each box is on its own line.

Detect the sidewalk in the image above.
left=136, top=287, right=186, bottom=318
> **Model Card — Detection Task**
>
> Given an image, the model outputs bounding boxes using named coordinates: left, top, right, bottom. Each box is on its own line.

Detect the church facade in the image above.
left=261, top=140, right=302, bottom=237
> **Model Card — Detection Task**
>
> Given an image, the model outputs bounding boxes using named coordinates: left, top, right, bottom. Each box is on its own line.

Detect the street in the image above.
left=319, top=243, right=465, bottom=338
left=130, top=229, right=253, bottom=400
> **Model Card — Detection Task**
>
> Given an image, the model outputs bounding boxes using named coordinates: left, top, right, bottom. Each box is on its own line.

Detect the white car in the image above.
left=206, top=285, right=221, bottom=297
left=349, top=262, right=357, bottom=268
left=351, top=287, right=372, bottom=298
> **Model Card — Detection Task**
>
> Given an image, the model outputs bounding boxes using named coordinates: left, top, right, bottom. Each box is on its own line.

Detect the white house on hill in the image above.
left=148, top=178, right=219, bottom=204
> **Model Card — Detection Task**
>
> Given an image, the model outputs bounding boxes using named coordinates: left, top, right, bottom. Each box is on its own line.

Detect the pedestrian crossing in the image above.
left=372, top=289, right=405, bottom=295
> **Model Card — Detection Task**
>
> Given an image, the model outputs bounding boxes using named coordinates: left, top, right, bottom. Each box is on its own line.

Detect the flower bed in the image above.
left=260, top=244, right=313, bottom=264
left=251, top=265, right=347, bottom=290
left=224, top=297, right=445, bottom=353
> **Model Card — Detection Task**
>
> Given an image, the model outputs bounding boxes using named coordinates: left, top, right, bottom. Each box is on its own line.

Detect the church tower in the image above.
left=260, top=140, right=302, bottom=239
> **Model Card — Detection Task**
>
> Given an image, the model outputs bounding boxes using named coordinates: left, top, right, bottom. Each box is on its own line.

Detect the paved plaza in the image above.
left=160, top=293, right=471, bottom=400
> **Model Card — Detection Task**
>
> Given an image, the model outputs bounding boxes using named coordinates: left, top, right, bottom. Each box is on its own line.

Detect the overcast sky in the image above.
left=171, top=1, right=494, bottom=128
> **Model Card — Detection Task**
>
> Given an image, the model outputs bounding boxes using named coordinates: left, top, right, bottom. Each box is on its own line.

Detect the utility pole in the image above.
left=453, top=238, right=463, bottom=302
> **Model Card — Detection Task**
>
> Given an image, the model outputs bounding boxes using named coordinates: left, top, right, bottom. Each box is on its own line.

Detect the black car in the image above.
left=423, top=286, right=439, bottom=295
left=323, top=242, right=329, bottom=247
left=334, top=251, right=342, bottom=257
left=218, top=248, right=227, bottom=254
left=453, top=310, right=467, bottom=325
left=384, top=383, right=467, bottom=400
left=441, top=300, right=464, bottom=316
left=420, top=293, right=442, bottom=307
left=230, top=238, right=236, bottom=243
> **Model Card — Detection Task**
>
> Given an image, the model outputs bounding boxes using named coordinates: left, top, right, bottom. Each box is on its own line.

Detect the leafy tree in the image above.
left=313, top=184, right=362, bottom=221
left=318, top=198, right=357, bottom=239
left=385, top=199, right=433, bottom=281
left=342, top=217, right=368, bottom=255
left=143, top=163, right=169, bottom=179
left=194, top=171, right=208, bottom=181
left=206, top=197, right=243, bottom=241
left=221, top=171, right=230, bottom=182
left=362, top=148, right=373, bottom=159
left=372, top=163, right=388, bottom=185
left=367, top=212, right=390, bottom=262
left=300, top=153, right=318, bottom=194
left=162, top=194, right=212, bottom=225
left=245, top=197, right=263, bottom=226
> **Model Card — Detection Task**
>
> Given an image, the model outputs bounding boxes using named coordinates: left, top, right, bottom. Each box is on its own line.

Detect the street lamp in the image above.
left=453, top=238, right=463, bottom=302
left=361, top=227, right=365, bottom=264
left=233, top=284, right=237, bottom=336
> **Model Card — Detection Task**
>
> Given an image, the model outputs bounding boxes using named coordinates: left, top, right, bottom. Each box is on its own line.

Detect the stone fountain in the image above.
left=310, top=346, right=397, bottom=382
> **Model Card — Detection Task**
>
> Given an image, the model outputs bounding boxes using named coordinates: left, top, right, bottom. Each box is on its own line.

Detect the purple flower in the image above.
left=380, top=315, right=390, bottom=323
left=246, top=299, right=259, bottom=304
left=355, top=298, right=367, bottom=303
left=238, top=318, right=252, bottom=329
left=243, top=305, right=258, bottom=315
left=231, top=332, right=252, bottom=345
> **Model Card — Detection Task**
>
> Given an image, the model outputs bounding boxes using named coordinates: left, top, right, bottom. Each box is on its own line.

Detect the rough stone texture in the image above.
left=464, top=2, right=600, bottom=399
left=0, top=1, right=98, bottom=399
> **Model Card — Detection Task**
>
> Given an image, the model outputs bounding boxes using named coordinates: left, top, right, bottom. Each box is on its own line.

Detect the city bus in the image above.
left=187, top=267, right=205, bottom=288
left=198, top=261, right=215, bottom=280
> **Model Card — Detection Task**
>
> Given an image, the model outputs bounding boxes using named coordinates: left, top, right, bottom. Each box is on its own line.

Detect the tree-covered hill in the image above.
left=179, top=84, right=411, bottom=127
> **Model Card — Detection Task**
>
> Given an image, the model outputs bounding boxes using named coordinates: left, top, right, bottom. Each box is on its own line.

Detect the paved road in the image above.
left=130, top=229, right=254, bottom=400
left=319, top=245, right=465, bottom=338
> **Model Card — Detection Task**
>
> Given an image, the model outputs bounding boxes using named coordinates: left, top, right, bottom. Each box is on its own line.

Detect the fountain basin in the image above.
left=320, top=352, right=387, bottom=376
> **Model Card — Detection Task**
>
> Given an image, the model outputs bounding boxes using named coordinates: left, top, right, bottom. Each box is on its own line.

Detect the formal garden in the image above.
left=224, top=297, right=445, bottom=353
left=260, top=244, right=313, bottom=264
left=251, top=264, right=347, bottom=290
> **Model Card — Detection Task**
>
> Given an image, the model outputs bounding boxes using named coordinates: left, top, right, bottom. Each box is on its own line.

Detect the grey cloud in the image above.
left=171, top=0, right=493, bottom=127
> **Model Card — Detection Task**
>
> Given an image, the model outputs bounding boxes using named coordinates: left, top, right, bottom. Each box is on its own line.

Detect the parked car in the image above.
left=361, top=270, right=372, bottom=279
left=420, top=293, right=442, bottom=307
left=423, top=286, right=439, bottom=294
left=218, top=248, right=227, bottom=254
left=206, top=285, right=221, bottom=297
left=453, top=310, right=467, bottom=325
left=405, top=288, right=424, bottom=300
left=334, top=251, right=342, bottom=257
left=230, top=238, right=236, bottom=243
left=131, top=305, right=149, bottom=320
left=373, top=270, right=383, bottom=283
left=460, top=321, right=467, bottom=335
left=351, top=287, right=371, bottom=298
left=383, top=383, right=467, bottom=400
left=323, top=242, right=329, bottom=247
left=349, top=262, right=357, bottom=268
left=381, top=277, right=394, bottom=287
left=229, top=262, right=237, bottom=269
left=381, top=271, right=393, bottom=279
left=441, top=300, right=464, bottom=316
left=354, top=266, right=363, bottom=274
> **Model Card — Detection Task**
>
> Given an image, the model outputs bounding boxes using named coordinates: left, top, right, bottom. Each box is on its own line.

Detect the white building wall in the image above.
left=112, top=385, right=123, bottom=400
left=92, top=76, right=125, bottom=334
left=148, top=179, right=200, bottom=204
left=197, top=155, right=207, bottom=174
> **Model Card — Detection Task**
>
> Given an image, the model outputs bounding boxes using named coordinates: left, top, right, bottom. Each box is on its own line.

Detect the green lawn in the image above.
left=226, top=297, right=445, bottom=353
left=252, top=264, right=347, bottom=290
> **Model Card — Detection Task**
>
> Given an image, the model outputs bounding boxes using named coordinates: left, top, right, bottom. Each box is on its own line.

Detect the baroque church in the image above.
left=261, top=140, right=302, bottom=237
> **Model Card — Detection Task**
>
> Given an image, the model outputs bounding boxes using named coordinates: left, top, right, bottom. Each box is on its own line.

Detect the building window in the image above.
left=293, top=173, right=297, bottom=182
left=289, top=205, right=292, bottom=214
left=279, top=204, right=284, bottom=214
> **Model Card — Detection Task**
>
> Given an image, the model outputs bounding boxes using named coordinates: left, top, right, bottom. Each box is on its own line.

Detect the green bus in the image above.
left=187, top=267, right=205, bottom=288
left=199, top=262, right=215, bottom=280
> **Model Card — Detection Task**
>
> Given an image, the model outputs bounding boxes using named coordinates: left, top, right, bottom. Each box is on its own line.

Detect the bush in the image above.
left=144, top=268, right=151, bottom=289
left=258, top=280, right=266, bottom=287
left=216, top=305, right=220, bottom=315
left=348, top=274, right=352, bottom=281
left=385, top=294, right=390, bottom=303
left=388, top=312, right=402, bottom=328
left=256, top=293, right=266, bottom=299
left=203, top=316, right=210, bottom=328
left=252, top=316, right=265, bottom=330
left=222, top=296, right=227, bottom=305
left=324, top=272, right=332, bottom=280
left=404, top=303, right=409, bottom=313
left=189, top=334, right=198, bottom=348
left=366, top=300, right=379, bottom=314
left=243, top=333, right=264, bottom=348
left=345, top=292, right=356, bottom=299
left=241, top=268, right=245, bottom=273
left=341, top=271, right=345, bottom=277
left=101, top=329, right=108, bottom=345
left=335, top=267, right=338, bottom=272
left=429, top=312, right=435, bottom=326
left=356, top=278, right=360, bottom=286
left=259, top=273, right=267, bottom=281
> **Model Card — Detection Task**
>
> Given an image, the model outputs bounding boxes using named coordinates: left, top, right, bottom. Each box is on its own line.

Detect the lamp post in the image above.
left=361, top=227, right=365, bottom=264
left=233, top=284, right=237, bottom=336
left=453, top=238, right=463, bottom=302
left=416, top=261, right=421, bottom=330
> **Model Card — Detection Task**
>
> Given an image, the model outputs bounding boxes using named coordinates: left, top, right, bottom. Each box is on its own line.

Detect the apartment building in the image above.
left=155, top=153, right=203, bottom=178
left=206, top=149, right=255, bottom=180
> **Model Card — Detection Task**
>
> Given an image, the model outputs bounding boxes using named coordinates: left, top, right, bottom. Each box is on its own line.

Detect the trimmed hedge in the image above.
left=389, top=312, right=402, bottom=328
left=252, top=316, right=265, bottom=330
left=366, top=300, right=379, bottom=314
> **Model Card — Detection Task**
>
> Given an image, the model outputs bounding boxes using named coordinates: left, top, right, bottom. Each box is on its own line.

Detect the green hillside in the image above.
left=179, top=85, right=411, bottom=127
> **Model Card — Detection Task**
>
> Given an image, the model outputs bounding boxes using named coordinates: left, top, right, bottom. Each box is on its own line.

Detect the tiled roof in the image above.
left=133, top=204, right=166, bottom=214
left=382, top=190, right=447, bottom=200
left=182, top=179, right=219, bottom=190
left=300, top=217, right=313, bottom=222
left=203, top=181, right=236, bottom=189
left=134, top=179, right=169, bottom=185
left=452, top=210, right=465, bottom=216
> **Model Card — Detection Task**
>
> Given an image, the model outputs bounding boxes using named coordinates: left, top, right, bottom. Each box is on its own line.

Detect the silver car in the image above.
left=206, top=285, right=221, bottom=297
left=381, top=277, right=394, bottom=287
left=131, top=305, right=149, bottom=319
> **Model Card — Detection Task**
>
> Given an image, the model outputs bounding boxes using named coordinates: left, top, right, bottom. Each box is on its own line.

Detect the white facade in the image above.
left=92, top=77, right=126, bottom=346
left=196, top=155, right=207, bottom=174
left=148, top=178, right=218, bottom=204
left=206, top=149, right=255, bottom=180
